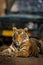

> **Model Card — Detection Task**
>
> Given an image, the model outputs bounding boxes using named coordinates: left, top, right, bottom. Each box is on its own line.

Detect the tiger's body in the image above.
left=0, top=27, right=42, bottom=57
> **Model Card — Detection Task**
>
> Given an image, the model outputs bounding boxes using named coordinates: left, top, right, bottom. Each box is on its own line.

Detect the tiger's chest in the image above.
left=11, top=39, right=31, bottom=52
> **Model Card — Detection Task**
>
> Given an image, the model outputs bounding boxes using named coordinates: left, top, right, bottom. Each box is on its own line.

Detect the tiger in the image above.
left=0, top=27, right=41, bottom=57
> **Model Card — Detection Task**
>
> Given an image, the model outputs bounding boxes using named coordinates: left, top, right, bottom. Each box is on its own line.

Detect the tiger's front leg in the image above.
left=19, top=49, right=29, bottom=57
left=18, top=40, right=31, bottom=57
left=18, top=46, right=31, bottom=57
left=0, top=45, right=19, bottom=57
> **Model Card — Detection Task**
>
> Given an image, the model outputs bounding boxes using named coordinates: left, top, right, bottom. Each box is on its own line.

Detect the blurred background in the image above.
left=0, top=0, right=43, bottom=46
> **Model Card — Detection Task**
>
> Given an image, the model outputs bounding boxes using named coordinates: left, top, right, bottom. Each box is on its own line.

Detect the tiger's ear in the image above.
left=24, top=27, right=28, bottom=32
left=12, top=27, right=17, bottom=31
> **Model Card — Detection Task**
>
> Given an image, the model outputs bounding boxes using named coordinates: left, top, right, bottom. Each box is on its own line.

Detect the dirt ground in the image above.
left=0, top=55, right=43, bottom=65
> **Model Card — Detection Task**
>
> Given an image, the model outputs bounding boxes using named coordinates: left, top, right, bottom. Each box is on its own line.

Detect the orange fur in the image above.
left=0, top=27, right=41, bottom=57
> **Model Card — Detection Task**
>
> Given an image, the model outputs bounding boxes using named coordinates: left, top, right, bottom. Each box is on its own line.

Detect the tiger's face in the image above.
left=12, top=27, right=30, bottom=47
left=14, top=29, right=28, bottom=42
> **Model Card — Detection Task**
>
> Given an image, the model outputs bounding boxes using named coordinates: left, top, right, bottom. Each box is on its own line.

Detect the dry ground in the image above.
left=0, top=55, right=43, bottom=65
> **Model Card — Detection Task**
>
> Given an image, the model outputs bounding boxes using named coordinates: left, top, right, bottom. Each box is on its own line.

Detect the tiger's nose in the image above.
left=17, top=35, right=22, bottom=42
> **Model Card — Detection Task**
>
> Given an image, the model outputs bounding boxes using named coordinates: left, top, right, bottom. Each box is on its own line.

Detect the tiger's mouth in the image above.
left=14, top=41, right=22, bottom=48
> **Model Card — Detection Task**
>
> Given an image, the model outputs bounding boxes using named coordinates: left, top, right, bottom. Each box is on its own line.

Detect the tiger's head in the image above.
left=12, top=27, right=32, bottom=48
